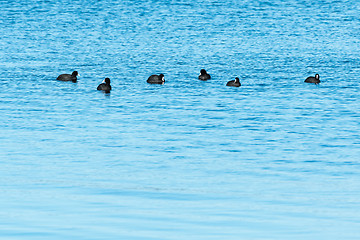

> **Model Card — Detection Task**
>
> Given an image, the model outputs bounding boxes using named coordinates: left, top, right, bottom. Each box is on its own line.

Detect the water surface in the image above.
left=0, top=0, right=360, bottom=239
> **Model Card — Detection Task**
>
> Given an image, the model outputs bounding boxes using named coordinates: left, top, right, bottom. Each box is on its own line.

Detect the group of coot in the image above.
left=56, top=69, right=320, bottom=92
left=56, top=70, right=112, bottom=92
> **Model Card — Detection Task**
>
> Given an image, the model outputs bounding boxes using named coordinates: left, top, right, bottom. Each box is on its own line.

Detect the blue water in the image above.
left=1, top=0, right=360, bottom=239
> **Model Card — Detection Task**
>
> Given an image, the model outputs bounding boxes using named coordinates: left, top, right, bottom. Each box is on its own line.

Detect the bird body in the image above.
left=305, top=74, right=320, bottom=84
left=147, top=74, right=165, bottom=84
left=57, top=71, right=79, bottom=82
left=198, top=69, right=211, bottom=80
left=226, top=77, right=241, bottom=87
left=97, top=78, right=111, bottom=92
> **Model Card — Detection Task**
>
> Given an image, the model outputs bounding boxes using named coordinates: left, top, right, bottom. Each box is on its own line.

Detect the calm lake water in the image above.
left=1, top=0, right=360, bottom=239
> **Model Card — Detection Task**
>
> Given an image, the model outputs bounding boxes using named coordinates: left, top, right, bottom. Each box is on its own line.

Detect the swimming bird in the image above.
left=226, top=77, right=241, bottom=87
left=97, top=78, right=111, bottom=92
left=198, top=69, right=211, bottom=80
left=147, top=74, right=165, bottom=84
left=57, top=71, right=79, bottom=82
left=305, top=74, right=320, bottom=84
